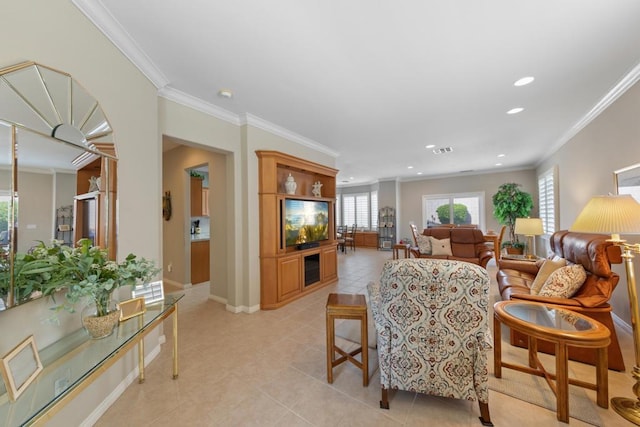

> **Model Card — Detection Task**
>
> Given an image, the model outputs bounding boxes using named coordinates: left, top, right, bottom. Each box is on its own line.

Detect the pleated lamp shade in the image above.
left=514, top=217, right=544, bottom=236
left=570, top=194, right=640, bottom=238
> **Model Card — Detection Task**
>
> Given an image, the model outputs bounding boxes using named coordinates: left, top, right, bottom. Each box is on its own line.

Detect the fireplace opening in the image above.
left=304, top=253, right=321, bottom=286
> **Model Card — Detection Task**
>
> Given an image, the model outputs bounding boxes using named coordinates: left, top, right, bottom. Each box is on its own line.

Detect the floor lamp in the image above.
left=514, top=217, right=543, bottom=259
left=570, top=194, right=640, bottom=425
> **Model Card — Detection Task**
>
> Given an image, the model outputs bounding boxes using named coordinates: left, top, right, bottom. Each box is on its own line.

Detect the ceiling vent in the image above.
left=433, top=147, right=453, bottom=154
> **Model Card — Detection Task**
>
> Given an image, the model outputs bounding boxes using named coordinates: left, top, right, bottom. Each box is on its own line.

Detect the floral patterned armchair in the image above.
left=367, top=259, right=493, bottom=426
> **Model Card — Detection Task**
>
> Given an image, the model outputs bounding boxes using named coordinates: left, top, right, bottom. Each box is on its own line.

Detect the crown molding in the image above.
left=554, top=60, right=640, bottom=153
left=240, top=113, right=339, bottom=158
left=159, top=87, right=241, bottom=125
left=72, top=0, right=170, bottom=88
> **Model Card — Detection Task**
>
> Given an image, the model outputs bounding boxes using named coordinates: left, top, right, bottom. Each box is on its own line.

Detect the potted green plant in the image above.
left=492, top=182, right=533, bottom=254
left=41, top=239, right=159, bottom=338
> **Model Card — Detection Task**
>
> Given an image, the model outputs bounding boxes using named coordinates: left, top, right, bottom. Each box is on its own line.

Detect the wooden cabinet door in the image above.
left=364, top=232, right=379, bottom=247
left=190, top=177, right=203, bottom=216
left=322, top=246, right=338, bottom=281
left=191, top=240, right=210, bottom=284
left=278, top=254, right=301, bottom=300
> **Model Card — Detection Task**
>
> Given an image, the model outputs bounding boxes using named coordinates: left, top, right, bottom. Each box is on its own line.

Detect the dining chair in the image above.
left=345, top=225, right=356, bottom=251
left=486, top=225, right=506, bottom=261
left=336, top=225, right=346, bottom=253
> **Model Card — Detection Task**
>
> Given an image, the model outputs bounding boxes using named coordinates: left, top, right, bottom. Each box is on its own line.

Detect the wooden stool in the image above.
left=392, top=243, right=410, bottom=259
left=326, top=293, right=369, bottom=386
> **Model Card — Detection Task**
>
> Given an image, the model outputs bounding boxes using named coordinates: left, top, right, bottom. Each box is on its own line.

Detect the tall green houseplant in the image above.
left=492, top=182, right=533, bottom=247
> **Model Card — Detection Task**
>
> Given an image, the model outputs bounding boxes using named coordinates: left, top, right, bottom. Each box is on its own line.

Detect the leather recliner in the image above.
left=496, top=230, right=624, bottom=371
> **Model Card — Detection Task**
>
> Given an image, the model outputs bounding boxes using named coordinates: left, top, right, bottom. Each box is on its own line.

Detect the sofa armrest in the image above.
left=477, top=249, right=493, bottom=268
left=510, top=293, right=582, bottom=307
left=497, top=259, right=540, bottom=275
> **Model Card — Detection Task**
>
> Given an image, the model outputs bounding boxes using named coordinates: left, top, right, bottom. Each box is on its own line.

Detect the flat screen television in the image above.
left=284, top=199, right=329, bottom=247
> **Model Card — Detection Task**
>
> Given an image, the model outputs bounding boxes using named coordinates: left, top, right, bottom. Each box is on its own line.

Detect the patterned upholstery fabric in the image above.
left=367, top=258, right=492, bottom=404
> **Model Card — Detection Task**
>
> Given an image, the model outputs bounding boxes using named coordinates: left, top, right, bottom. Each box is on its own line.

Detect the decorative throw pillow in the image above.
left=416, top=234, right=431, bottom=255
left=530, top=258, right=567, bottom=295
left=538, top=264, right=587, bottom=298
left=429, top=237, right=453, bottom=256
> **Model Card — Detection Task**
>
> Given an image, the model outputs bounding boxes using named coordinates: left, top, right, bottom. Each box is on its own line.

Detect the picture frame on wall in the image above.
left=0, top=335, right=43, bottom=402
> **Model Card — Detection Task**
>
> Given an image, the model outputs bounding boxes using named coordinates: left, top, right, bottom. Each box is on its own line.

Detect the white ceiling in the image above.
left=76, top=1, right=640, bottom=186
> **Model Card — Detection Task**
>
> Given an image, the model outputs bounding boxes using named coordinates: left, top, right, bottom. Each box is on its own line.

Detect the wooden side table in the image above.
left=392, top=243, right=410, bottom=260
left=493, top=300, right=610, bottom=423
left=326, top=293, right=369, bottom=386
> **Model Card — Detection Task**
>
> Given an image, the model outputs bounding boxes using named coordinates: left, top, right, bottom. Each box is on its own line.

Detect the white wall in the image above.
left=398, top=169, right=537, bottom=238
left=537, top=80, right=640, bottom=325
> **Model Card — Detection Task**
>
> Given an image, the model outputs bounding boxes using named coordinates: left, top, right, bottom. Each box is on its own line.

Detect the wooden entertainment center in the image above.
left=256, top=151, right=339, bottom=309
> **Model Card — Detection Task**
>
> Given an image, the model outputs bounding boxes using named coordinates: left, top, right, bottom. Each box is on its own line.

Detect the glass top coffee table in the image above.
left=493, top=300, right=610, bottom=423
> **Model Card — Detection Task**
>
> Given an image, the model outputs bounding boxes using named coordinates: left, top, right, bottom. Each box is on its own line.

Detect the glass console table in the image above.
left=0, top=294, right=183, bottom=427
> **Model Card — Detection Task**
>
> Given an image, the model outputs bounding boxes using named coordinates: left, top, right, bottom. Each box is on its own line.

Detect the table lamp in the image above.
left=570, top=194, right=640, bottom=425
left=514, top=217, right=544, bottom=259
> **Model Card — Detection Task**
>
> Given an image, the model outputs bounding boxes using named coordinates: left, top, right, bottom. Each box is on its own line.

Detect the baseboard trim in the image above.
left=612, top=311, right=632, bottom=335
left=79, top=335, right=165, bottom=426
left=225, top=303, right=261, bottom=314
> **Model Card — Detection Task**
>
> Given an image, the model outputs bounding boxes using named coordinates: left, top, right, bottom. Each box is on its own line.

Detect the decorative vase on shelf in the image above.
left=312, top=181, right=323, bottom=197
left=285, top=173, right=297, bottom=195
left=81, top=300, right=120, bottom=339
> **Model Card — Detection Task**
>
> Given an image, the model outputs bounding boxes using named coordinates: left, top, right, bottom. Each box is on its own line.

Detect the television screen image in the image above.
left=284, top=199, right=329, bottom=247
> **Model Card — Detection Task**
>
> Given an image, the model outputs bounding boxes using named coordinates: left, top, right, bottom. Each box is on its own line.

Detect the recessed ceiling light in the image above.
left=218, top=89, right=233, bottom=99
left=417, top=172, right=423, bottom=175
left=514, top=76, right=535, bottom=87
left=495, top=163, right=502, bottom=166
left=349, top=176, right=354, bottom=180
left=425, top=144, right=435, bottom=149
left=507, top=107, right=524, bottom=115
left=497, top=154, right=505, bottom=158
left=407, top=166, right=414, bottom=169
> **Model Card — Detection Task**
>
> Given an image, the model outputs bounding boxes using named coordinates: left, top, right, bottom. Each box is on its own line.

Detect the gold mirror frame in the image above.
left=615, top=162, right=640, bottom=202
left=0, top=61, right=117, bottom=311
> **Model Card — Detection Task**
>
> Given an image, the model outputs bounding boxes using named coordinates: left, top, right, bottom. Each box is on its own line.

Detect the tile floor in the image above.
left=96, top=249, right=635, bottom=426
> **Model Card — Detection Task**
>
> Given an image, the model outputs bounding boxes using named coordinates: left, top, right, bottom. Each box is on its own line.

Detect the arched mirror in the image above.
left=0, top=61, right=117, bottom=311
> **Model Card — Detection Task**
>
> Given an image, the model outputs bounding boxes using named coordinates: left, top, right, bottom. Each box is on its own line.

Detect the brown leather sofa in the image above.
left=409, top=224, right=493, bottom=268
left=496, top=230, right=625, bottom=370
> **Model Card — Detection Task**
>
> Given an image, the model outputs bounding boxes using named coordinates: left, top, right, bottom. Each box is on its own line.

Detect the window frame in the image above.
left=338, top=191, right=376, bottom=230
left=421, top=192, right=485, bottom=230
left=538, top=166, right=558, bottom=235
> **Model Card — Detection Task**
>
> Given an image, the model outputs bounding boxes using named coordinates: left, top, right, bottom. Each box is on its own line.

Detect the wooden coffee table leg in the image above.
left=556, top=343, right=569, bottom=423
left=493, top=315, right=502, bottom=378
left=528, top=336, right=537, bottom=369
left=596, top=346, right=609, bottom=408
left=326, top=313, right=334, bottom=383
